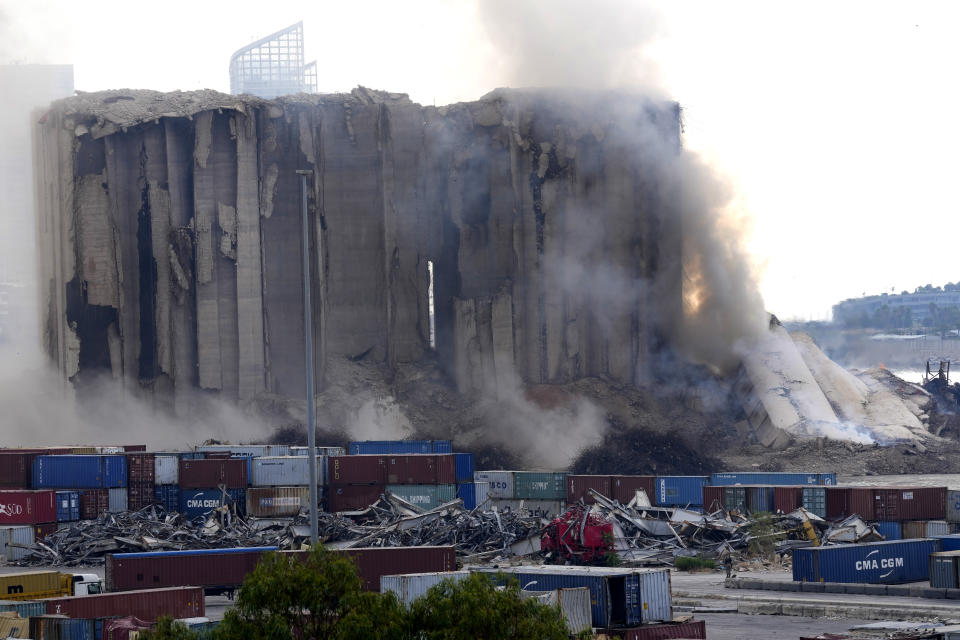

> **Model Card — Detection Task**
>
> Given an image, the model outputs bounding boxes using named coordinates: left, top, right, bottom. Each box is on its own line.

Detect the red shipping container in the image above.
left=0, top=490, right=56, bottom=525
left=43, top=586, right=204, bottom=621
left=598, top=620, right=706, bottom=639
left=127, top=483, right=156, bottom=511
left=34, top=522, right=57, bottom=541
left=106, top=548, right=270, bottom=593
left=126, top=454, right=155, bottom=484
left=178, top=459, right=248, bottom=489
left=285, top=546, right=457, bottom=591
left=702, top=486, right=724, bottom=511
left=435, top=454, right=456, bottom=484
left=327, top=484, right=385, bottom=511
left=328, top=456, right=386, bottom=484
left=873, top=486, right=945, bottom=521
left=386, top=455, right=436, bottom=484
left=825, top=487, right=874, bottom=520
left=80, top=489, right=109, bottom=520
left=610, top=476, right=656, bottom=504
left=567, top=475, right=612, bottom=504
left=773, top=486, right=803, bottom=513
left=0, top=453, right=33, bottom=489
left=122, top=445, right=147, bottom=452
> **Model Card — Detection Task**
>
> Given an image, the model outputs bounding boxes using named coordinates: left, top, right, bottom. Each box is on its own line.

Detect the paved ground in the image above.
left=696, top=612, right=875, bottom=640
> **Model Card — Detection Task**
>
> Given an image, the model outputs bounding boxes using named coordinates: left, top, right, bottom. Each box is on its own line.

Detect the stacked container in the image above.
left=654, top=477, right=708, bottom=507
left=178, top=459, right=247, bottom=516
left=55, top=491, right=80, bottom=522
left=126, top=453, right=156, bottom=511
left=329, top=454, right=458, bottom=511
left=153, top=454, right=180, bottom=512
left=710, top=472, right=836, bottom=486
left=32, top=455, right=127, bottom=489
left=348, top=440, right=452, bottom=455
left=474, top=470, right=566, bottom=517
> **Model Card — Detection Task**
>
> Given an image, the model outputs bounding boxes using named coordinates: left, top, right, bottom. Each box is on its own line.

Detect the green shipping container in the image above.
left=0, top=599, right=45, bottom=618
left=386, top=484, right=456, bottom=510
left=513, top=472, right=567, bottom=500
left=802, top=487, right=826, bottom=518
left=723, top=487, right=746, bottom=512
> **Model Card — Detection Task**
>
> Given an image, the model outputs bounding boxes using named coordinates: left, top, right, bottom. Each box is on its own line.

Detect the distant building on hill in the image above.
left=833, top=286, right=960, bottom=329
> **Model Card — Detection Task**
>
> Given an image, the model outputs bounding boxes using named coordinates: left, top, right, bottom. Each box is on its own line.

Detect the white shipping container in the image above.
left=197, top=445, right=291, bottom=457
left=521, top=587, right=592, bottom=636
left=474, top=481, right=490, bottom=509
left=474, top=471, right=515, bottom=499
left=0, top=526, right=34, bottom=561
left=252, top=456, right=328, bottom=487
left=291, top=446, right=345, bottom=457
left=637, top=567, right=673, bottom=623
left=488, top=499, right=565, bottom=519
left=155, top=455, right=179, bottom=485
left=380, top=571, right=470, bottom=605
left=108, top=487, right=128, bottom=512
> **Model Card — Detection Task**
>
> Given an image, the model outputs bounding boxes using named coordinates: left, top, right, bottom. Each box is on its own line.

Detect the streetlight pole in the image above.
left=296, top=169, right=319, bottom=546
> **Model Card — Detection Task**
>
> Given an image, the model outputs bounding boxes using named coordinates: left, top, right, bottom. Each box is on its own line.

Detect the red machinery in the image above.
left=541, top=505, right=615, bottom=563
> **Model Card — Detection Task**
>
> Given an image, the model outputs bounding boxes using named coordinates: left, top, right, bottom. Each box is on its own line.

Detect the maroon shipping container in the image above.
left=122, top=445, right=147, bottom=452
left=34, top=522, right=57, bottom=541
left=386, top=455, right=435, bottom=485
left=127, top=483, right=156, bottom=511
left=873, top=486, right=946, bottom=521
left=435, top=455, right=456, bottom=484
left=0, top=453, right=33, bottom=489
left=567, top=475, right=612, bottom=504
left=126, top=454, right=155, bottom=484
left=0, top=490, right=56, bottom=525
left=287, top=545, right=457, bottom=591
left=328, top=456, right=386, bottom=484
left=825, top=487, right=874, bottom=520
left=80, top=489, right=109, bottom=520
left=598, top=620, right=706, bottom=640
left=610, top=476, right=656, bottom=504
left=106, top=548, right=270, bottom=594
left=702, top=486, right=724, bottom=511
left=43, top=586, right=205, bottom=621
left=773, top=486, right=803, bottom=513
left=178, top=459, right=248, bottom=489
left=327, top=484, right=385, bottom=511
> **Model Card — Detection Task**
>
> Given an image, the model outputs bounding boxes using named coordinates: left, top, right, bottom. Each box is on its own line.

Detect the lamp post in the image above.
left=296, top=169, right=319, bottom=545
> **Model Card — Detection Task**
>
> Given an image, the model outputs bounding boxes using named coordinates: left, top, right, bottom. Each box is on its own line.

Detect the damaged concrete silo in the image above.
left=33, top=87, right=682, bottom=412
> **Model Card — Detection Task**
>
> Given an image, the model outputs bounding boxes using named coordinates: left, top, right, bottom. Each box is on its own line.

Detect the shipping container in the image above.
left=802, top=486, right=826, bottom=518
left=79, top=490, right=108, bottom=520
left=178, top=459, right=248, bottom=489
left=0, top=527, right=34, bottom=561
left=42, top=586, right=205, bottom=621
left=723, top=487, right=746, bottom=513
left=930, top=550, right=960, bottom=589
left=793, top=538, right=940, bottom=584
left=153, top=485, right=179, bottom=513
left=475, top=566, right=672, bottom=627
left=610, top=476, right=655, bottom=505
left=825, top=487, right=874, bottom=520
left=125, top=454, right=155, bottom=484
left=327, top=485, right=385, bottom=512
left=32, top=455, right=127, bottom=489
left=0, top=453, right=33, bottom=489
left=474, top=481, right=490, bottom=508
left=702, top=486, right=724, bottom=511
left=487, top=499, right=566, bottom=519
left=710, top=472, right=835, bottom=486
left=566, top=475, right=612, bottom=504
left=875, top=521, right=902, bottom=540
left=328, top=456, right=386, bottom=485
left=384, top=455, right=441, bottom=485
left=901, top=520, right=950, bottom=538
left=521, top=587, right=592, bottom=636
left=386, top=484, right=456, bottom=510
left=747, top=486, right=775, bottom=513
left=0, top=599, right=46, bottom=618
left=0, top=612, right=27, bottom=639
left=29, top=615, right=99, bottom=640
left=103, top=616, right=151, bottom=640
left=106, top=548, right=277, bottom=594
left=0, top=490, right=56, bottom=525
left=290, top=445, right=345, bottom=457
left=154, top=456, right=179, bottom=485
left=380, top=571, right=470, bottom=605
left=245, top=487, right=309, bottom=517
left=514, top=472, right=566, bottom=500
left=55, top=491, right=79, bottom=522
left=127, top=484, right=156, bottom=511
left=934, top=534, right=960, bottom=552
left=251, top=456, right=326, bottom=487
left=0, top=571, right=67, bottom=601
left=773, top=486, right=803, bottom=513
left=34, top=522, right=57, bottom=542
left=329, top=545, right=457, bottom=591
left=196, top=445, right=291, bottom=458
left=655, top=477, right=707, bottom=506
left=178, top=489, right=245, bottom=519
left=873, top=487, right=946, bottom=521
left=473, top=471, right=514, bottom=499
left=596, top=620, right=707, bottom=640
left=948, top=490, right=960, bottom=524
left=348, top=440, right=452, bottom=455
left=456, top=483, right=476, bottom=510
left=108, top=488, right=128, bottom=512
left=453, top=453, right=474, bottom=483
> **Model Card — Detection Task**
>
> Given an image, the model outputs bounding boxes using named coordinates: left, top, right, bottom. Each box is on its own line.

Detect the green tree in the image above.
left=407, top=572, right=569, bottom=640
left=215, top=546, right=408, bottom=640
left=136, top=617, right=200, bottom=640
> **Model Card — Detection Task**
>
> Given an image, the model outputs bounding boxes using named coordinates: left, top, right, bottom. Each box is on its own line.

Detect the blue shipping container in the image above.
left=154, top=485, right=180, bottom=512
left=55, top=491, right=80, bottom=522
left=710, top=472, right=835, bottom=486
left=179, top=488, right=246, bottom=519
left=0, top=599, right=45, bottom=618
left=31, top=616, right=102, bottom=640
left=431, top=441, right=453, bottom=454
left=932, top=534, right=960, bottom=552
left=32, top=455, right=127, bottom=489
left=348, top=440, right=453, bottom=455
left=457, top=483, right=476, bottom=510
left=454, top=453, right=474, bottom=483
left=875, top=521, right=902, bottom=541
left=655, top=476, right=708, bottom=506
left=793, top=538, right=941, bottom=584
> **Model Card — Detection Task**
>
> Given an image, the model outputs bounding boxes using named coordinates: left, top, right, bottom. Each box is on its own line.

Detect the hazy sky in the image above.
left=3, top=0, right=958, bottom=321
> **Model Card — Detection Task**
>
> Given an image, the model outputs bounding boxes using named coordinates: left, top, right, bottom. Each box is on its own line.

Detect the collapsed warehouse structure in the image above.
left=33, top=87, right=681, bottom=409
